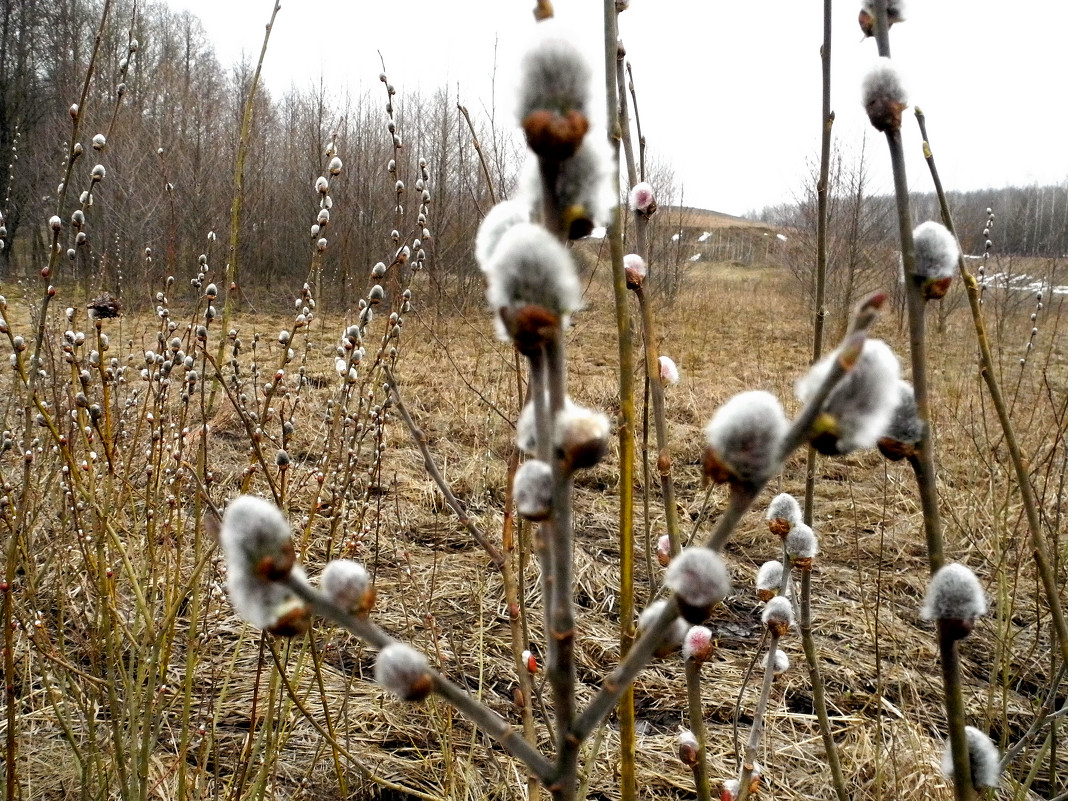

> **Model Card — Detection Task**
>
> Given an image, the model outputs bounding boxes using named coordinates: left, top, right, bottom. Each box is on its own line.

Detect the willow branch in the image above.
left=283, top=575, right=555, bottom=783
left=871, top=4, right=965, bottom=797
left=914, top=106, right=1068, bottom=671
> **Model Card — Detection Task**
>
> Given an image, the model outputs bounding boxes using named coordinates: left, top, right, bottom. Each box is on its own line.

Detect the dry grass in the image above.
left=1, top=254, right=1065, bottom=800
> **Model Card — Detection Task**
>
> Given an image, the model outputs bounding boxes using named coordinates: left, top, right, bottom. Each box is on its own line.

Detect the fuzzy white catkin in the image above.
left=516, top=392, right=577, bottom=455
left=637, top=599, right=691, bottom=651
left=484, top=222, right=582, bottom=341
left=762, top=596, right=795, bottom=629
left=629, top=182, right=655, bottom=213
left=375, top=643, right=432, bottom=701
left=797, top=338, right=901, bottom=453
left=623, top=253, right=646, bottom=279
left=766, top=493, right=802, bottom=528
left=861, top=57, right=908, bottom=112
left=554, top=404, right=611, bottom=468
left=319, top=559, right=370, bottom=612
left=921, top=563, right=987, bottom=622
left=514, top=459, right=553, bottom=520
left=912, top=221, right=960, bottom=279
left=682, top=625, right=714, bottom=662
left=942, top=726, right=1001, bottom=789
left=226, top=566, right=307, bottom=631
left=664, top=547, right=731, bottom=609
left=520, top=137, right=616, bottom=235
left=763, top=648, right=790, bottom=675
left=475, top=200, right=531, bottom=271
left=515, top=25, right=592, bottom=120
left=704, top=391, right=789, bottom=483
left=658, top=356, right=680, bottom=385
left=756, top=561, right=783, bottom=593
left=220, top=495, right=293, bottom=578
left=883, top=380, right=924, bottom=445
left=785, top=523, right=818, bottom=559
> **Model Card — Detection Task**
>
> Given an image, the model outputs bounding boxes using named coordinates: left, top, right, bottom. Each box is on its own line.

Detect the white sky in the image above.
left=164, top=0, right=1068, bottom=217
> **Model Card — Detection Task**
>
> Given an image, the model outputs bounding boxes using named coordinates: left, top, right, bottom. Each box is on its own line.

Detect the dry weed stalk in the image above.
left=602, top=3, right=640, bottom=798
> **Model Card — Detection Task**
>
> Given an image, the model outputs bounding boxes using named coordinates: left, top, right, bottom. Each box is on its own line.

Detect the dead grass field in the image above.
left=1, top=254, right=1065, bottom=800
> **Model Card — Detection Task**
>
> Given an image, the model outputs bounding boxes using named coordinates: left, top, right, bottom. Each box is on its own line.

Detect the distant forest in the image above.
left=1, top=0, right=1063, bottom=312
left=0, top=0, right=516, bottom=308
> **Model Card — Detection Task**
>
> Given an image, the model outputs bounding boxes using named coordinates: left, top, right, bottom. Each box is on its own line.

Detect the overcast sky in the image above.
left=164, top=0, right=1068, bottom=217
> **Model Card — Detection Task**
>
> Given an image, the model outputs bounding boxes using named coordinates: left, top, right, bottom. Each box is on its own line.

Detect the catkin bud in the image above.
left=912, top=221, right=959, bottom=299
left=628, top=182, right=657, bottom=217
left=798, top=338, right=900, bottom=455
left=658, top=355, right=680, bottom=385
left=517, top=28, right=592, bottom=160
left=678, top=730, right=699, bottom=768
left=862, top=57, right=908, bottom=132
left=921, top=562, right=986, bottom=639
left=682, top=625, right=715, bottom=663
left=702, top=391, right=788, bottom=486
left=375, top=643, right=434, bottom=702
left=785, top=523, right=818, bottom=568
left=484, top=222, right=581, bottom=353
left=755, top=561, right=783, bottom=601
left=762, top=596, right=794, bottom=637
left=623, top=253, right=647, bottom=289
left=320, top=559, right=374, bottom=615
left=514, top=459, right=553, bottom=520
left=941, top=726, right=1001, bottom=789
left=656, top=534, right=672, bottom=567
left=765, top=493, right=801, bottom=537
left=554, top=404, right=611, bottom=471
left=637, top=599, right=691, bottom=659
left=878, top=380, right=924, bottom=461
left=664, top=547, right=731, bottom=623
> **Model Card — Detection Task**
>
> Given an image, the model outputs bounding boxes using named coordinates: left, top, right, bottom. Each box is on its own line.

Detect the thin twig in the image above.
left=735, top=634, right=781, bottom=801
left=282, top=574, right=556, bottom=783
left=383, top=366, right=505, bottom=569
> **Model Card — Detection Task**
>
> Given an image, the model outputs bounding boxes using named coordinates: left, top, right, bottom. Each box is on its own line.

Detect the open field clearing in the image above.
left=1, top=254, right=1064, bottom=800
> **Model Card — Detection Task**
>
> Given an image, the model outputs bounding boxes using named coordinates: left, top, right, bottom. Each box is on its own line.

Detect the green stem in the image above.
left=211, top=0, right=281, bottom=414
left=603, top=4, right=638, bottom=800
left=799, top=565, right=849, bottom=801
left=684, top=659, right=712, bottom=801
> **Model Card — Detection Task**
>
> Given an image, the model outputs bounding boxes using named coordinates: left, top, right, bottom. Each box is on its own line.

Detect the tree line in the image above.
left=0, top=0, right=522, bottom=310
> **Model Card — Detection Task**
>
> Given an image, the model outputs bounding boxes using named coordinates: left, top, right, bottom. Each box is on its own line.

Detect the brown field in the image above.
left=1, top=253, right=1065, bottom=800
